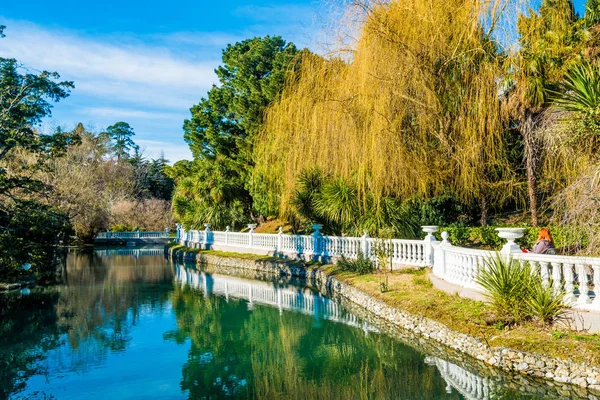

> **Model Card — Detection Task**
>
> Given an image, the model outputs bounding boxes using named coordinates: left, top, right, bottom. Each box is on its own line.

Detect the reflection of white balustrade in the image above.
left=94, top=248, right=164, bottom=257
left=425, top=357, right=495, bottom=400
left=174, top=264, right=379, bottom=332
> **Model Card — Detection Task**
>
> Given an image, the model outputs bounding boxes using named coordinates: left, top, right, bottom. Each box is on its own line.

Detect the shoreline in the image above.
left=166, top=244, right=600, bottom=396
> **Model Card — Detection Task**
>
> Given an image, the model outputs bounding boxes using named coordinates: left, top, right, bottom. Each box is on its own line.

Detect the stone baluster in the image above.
left=432, top=231, right=451, bottom=280
left=577, top=263, right=592, bottom=305
left=277, top=227, right=283, bottom=254
left=312, top=224, right=323, bottom=259
left=592, top=264, right=600, bottom=308
left=540, top=262, right=550, bottom=287
left=248, top=224, right=256, bottom=248
left=551, top=262, right=562, bottom=294
left=204, top=223, right=211, bottom=247
left=563, top=264, right=576, bottom=304
left=225, top=226, right=230, bottom=246
left=361, top=231, right=369, bottom=257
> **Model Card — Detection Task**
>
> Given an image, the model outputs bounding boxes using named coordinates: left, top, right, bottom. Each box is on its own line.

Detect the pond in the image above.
left=0, top=247, right=585, bottom=399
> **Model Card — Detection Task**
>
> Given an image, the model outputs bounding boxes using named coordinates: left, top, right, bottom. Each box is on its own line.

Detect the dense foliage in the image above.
left=0, top=25, right=175, bottom=282
left=0, top=25, right=76, bottom=281
left=170, top=36, right=303, bottom=230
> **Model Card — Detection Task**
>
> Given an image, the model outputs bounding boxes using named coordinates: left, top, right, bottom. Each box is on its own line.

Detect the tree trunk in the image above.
left=522, top=112, right=540, bottom=227
left=480, top=196, right=488, bottom=227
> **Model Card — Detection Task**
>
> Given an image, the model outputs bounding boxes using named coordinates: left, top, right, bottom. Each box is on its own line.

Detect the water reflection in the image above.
left=173, top=264, right=379, bottom=333
left=168, top=263, right=457, bottom=399
left=0, top=248, right=593, bottom=399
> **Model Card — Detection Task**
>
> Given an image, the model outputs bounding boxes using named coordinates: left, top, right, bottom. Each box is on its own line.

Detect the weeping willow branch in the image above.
left=253, top=0, right=522, bottom=218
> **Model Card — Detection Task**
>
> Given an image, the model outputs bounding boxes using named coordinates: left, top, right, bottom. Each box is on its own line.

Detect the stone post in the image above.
left=204, top=223, right=211, bottom=247
left=225, top=226, right=230, bottom=246
left=248, top=224, right=257, bottom=248
left=277, top=227, right=283, bottom=254
left=361, top=231, right=369, bottom=257
left=312, top=224, right=323, bottom=260
left=422, top=225, right=439, bottom=266
left=433, top=231, right=451, bottom=278
left=496, top=228, right=526, bottom=254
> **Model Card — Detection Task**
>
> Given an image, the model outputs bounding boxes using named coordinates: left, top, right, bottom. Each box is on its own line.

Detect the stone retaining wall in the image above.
left=167, top=246, right=600, bottom=397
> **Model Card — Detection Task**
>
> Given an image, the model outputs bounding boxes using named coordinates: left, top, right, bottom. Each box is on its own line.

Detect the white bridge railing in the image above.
left=177, top=224, right=600, bottom=311
left=176, top=223, right=434, bottom=270
left=96, top=231, right=170, bottom=239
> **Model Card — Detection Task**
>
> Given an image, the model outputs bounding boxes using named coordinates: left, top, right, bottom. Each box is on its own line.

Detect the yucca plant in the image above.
left=475, top=254, right=534, bottom=322
left=527, top=278, right=569, bottom=325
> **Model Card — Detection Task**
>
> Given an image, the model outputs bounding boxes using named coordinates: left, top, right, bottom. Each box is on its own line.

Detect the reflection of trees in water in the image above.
left=166, top=284, right=459, bottom=400
left=0, top=290, right=62, bottom=399
left=57, top=251, right=173, bottom=360
left=0, top=250, right=174, bottom=397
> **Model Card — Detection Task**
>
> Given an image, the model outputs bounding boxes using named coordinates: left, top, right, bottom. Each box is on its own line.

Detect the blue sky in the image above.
left=0, top=0, right=590, bottom=162
left=0, top=1, right=323, bottom=162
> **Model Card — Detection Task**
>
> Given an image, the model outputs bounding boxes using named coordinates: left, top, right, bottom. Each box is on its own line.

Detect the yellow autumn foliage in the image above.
left=254, top=0, right=522, bottom=217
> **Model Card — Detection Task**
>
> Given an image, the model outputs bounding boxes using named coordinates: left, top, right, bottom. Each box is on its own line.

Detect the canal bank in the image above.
left=166, top=244, right=600, bottom=396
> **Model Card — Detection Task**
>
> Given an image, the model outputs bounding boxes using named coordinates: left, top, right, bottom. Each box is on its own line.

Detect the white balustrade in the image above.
left=96, top=231, right=169, bottom=239
left=175, top=224, right=600, bottom=311
left=176, top=225, right=439, bottom=268
left=430, top=230, right=600, bottom=311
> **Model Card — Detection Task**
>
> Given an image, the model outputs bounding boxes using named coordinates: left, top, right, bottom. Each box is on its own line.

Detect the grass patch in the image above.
left=333, top=268, right=600, bottom=367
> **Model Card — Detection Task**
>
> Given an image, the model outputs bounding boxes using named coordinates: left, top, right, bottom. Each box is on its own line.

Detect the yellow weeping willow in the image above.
left=253, top=0, right=521, bottom=218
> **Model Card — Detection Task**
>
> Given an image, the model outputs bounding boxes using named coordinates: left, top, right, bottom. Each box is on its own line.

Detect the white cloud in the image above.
left=0, top=19, right=219, bottom=110
left=136, top=139, right=192, bottom=163
left=81, top=106, right=185, bottom=121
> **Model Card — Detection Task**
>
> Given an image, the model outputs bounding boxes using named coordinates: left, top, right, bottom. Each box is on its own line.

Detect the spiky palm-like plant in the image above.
left=475, top=254, right=534, bottom=322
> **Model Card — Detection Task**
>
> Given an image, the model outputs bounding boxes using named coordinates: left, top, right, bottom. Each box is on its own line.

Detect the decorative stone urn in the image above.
left=247, top=224, right=257, bottom=231
left=421, top=226, right=439, bottom=240
left=496, top=228, right=526, bottom=254
left=312, top=224, right=323, bottom=234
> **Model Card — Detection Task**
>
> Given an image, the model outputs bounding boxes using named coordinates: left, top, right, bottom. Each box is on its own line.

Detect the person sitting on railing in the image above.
left=532, top=228, right=557, bottom=255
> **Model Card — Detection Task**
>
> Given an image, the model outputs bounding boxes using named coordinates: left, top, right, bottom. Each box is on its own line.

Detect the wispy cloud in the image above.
left=136, top=139, right=192, bottom=162
left=81, top=106, right=185, bottom=121
left=0, top=19, right=219, bottom=110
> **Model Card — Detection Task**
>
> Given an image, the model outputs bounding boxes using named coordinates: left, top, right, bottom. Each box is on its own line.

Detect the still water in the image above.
left=0, top=247, right=582, bottom=399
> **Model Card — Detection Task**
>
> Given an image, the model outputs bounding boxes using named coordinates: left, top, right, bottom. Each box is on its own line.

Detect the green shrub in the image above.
left=527, top=278, right=569, bottom=325
left=110, top=224, right=133, bottom=232
left=476, top=254, right=533, bottom=322
left=437, top=224, right=589, bottom=254
left=476, top=254, right=569, bottom=325
left=336, top=252, right=375, bottom=275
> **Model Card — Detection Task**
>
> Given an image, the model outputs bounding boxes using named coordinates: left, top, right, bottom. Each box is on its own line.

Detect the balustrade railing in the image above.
left=96, top=231, right=169, bottom=239
left=176, top=224, right=600, bottom=311
left=176, top=224, right=429, bottom=269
